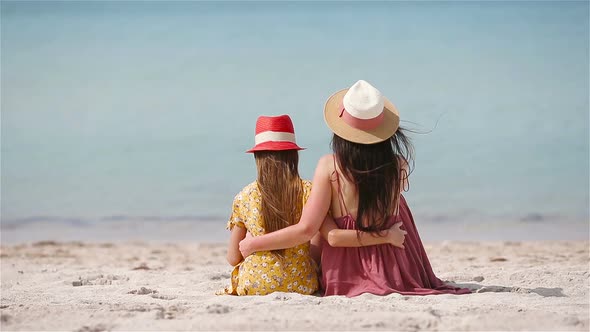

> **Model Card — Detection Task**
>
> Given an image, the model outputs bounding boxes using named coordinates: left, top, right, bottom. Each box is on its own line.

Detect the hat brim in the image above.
left=324, top=89, right=400, bottom=144
left=246, top=141, right=305, bottom=153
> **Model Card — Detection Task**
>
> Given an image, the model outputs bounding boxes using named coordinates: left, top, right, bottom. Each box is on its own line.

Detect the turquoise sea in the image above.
left=1, top=1, right=588, bottom=242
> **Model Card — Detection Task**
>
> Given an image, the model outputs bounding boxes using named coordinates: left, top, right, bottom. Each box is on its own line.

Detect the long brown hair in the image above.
left=254, top=150, right=304, bottom=258
left=331, top=127, right=414, bottom=234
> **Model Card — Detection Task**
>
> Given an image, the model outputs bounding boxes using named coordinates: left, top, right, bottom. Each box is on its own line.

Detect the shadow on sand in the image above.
left=447, top=282, right=565, bottom=297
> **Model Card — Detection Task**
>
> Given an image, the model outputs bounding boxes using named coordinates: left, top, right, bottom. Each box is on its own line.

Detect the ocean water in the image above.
left=1, top=1, right=588, bottom=241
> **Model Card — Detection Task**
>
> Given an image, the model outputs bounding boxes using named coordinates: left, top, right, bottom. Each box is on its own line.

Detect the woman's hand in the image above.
left=239, top=233, right=255, bottom=257
left=388, top=222, right=407, bottom=249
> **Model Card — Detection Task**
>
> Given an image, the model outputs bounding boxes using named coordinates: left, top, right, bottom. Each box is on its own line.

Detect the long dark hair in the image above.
left=254, top=150, right=304, bottom=258
left=331, top=127, right=414, bottom=233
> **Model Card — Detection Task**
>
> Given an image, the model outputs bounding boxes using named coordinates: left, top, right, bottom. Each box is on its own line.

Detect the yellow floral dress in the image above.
left=220, top=180, right=318, bottom=296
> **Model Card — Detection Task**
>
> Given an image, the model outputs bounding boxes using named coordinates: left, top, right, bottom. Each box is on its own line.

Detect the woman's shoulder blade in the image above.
left=318, top=154, right=335, bottom=165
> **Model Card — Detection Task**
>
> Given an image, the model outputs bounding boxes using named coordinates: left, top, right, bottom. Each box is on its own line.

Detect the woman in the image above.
left=221, top=114, right=406, bottom=296
left=239, top=81, right=471, bottom=297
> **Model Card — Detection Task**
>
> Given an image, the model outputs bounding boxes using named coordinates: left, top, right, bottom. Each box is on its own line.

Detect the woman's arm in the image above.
left=239, top=155, right=334, bottom=257
left=320, top=214, right=406, bottom=248
left=226, top=226, right=247, bottom=266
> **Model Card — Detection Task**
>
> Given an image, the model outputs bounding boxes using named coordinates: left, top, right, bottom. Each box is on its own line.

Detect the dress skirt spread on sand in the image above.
left=320, top=195, right=471, bottom=297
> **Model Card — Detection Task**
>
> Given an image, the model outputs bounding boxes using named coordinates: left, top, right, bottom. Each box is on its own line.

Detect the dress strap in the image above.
left=332, top=157, right=351, bottom=217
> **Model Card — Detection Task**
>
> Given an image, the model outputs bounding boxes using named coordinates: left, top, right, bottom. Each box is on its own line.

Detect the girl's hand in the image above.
left=239, top=234, right=255, bottom=258
left=388, top=222, right=407, bottom=249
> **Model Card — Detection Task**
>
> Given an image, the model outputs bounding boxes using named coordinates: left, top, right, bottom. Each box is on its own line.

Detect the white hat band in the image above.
left=254, top=131, right=296, bottom=145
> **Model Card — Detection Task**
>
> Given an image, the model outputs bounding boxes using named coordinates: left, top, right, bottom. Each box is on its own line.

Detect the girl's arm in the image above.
left=239, top=155, right=334, bottom=257
left=320, top=214, right=406, bottom=249
left=226, top=226, right=247, bottom=266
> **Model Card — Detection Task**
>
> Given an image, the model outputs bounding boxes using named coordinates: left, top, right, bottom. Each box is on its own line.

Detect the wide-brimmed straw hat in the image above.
left=246, top=114, right=304, bottom=153
left=324, top=80, right=400, bottom=144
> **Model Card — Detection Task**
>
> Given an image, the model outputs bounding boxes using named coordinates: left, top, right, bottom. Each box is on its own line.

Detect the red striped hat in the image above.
left=246, top=115, right=304, bottom=153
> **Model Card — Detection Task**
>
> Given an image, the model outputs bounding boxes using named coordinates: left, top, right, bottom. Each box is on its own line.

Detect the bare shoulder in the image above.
left=316, top=154, right=336, bottom=175
left=317, top=154, right=335, bottom=168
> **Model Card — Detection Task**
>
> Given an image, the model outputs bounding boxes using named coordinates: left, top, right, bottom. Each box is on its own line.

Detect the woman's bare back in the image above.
left=328, top=154, right=409, bottom=224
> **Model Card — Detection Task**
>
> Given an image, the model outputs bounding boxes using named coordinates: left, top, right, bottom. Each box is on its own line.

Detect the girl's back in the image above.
left=226, top=180, right=318, bottom=295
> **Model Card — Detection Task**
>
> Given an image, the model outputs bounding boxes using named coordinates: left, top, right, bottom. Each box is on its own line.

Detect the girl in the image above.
left=222, top=114, right=406, bottom=296
left=239, top=81, right=471, bottom=297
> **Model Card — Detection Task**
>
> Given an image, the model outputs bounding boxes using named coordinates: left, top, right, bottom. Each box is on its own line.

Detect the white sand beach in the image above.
left=0, top=240, right=588, bottom=331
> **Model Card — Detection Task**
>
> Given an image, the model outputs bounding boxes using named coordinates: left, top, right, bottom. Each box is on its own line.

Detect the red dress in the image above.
left=320, top=175, right=471, bottom=297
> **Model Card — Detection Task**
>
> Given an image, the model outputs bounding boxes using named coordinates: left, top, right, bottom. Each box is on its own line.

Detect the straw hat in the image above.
left=246, top=114, right=304, bottom=153
left=324, top=80, right=400, bottom=144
